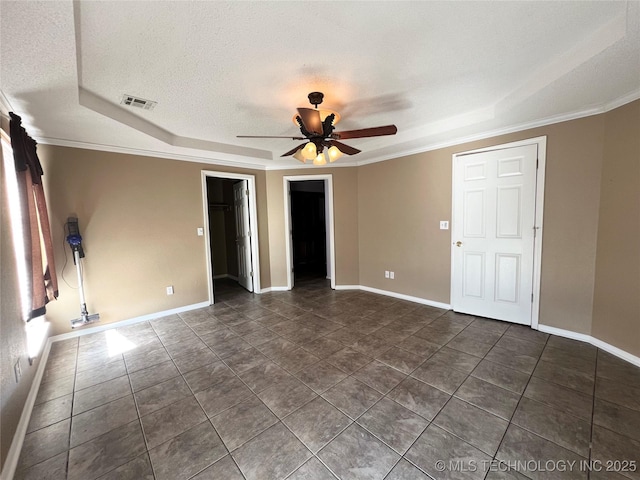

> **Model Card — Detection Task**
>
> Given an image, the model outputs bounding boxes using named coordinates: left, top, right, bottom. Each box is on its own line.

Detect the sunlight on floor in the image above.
left=105, top=329, right=137, bottom=356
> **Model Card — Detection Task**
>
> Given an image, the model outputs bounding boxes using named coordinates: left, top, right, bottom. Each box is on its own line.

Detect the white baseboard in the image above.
left=50, top=301, right=211, bottom=342
left=260, top=286, right=288, bottom=293
left=0, top=339, right=53, bottom=480
left=334, top=284, right=451, bottom=310
left=263, top=283, right=451, bottom=313
left=538, top=324, right=640, bottom=367
left=359, top=285, right=451, bottom=310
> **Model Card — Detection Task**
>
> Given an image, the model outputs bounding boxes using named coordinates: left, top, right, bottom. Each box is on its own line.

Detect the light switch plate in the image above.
left=197, top=227, right=204, bottom=236
left=440, top=221, right=449, bottom=230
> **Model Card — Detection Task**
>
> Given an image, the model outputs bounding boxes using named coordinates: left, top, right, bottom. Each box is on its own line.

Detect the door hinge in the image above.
left=533, top=226, right=536, bottom=238
left=250, top=271, right=254, bottom=277
left=536, top=158, right=539, bottom=169
left=246, top=189, right=250, bottom=196
left=531, top=293, right=534, bottom=303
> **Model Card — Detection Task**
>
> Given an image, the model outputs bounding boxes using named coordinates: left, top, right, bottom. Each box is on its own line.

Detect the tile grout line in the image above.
left=195, top=293, right=430, bottom=479
left=420, top=318, right=515, bottom=475
left=122, top=328, right=158, bottom=480
left=66, top=338, right=80, bottom=479
left=20, top=285, right=636, bottom=480
left=179, top=303, right=313, bottom=479
left=488, top=333, right=551, bottom=480
left=279, top=307, right=452, bottom=480
left=586, top=349, right=599, bottom=480
left=404, top=319, right=555, bottom=478
left=178, top=305, right=250, bottom=480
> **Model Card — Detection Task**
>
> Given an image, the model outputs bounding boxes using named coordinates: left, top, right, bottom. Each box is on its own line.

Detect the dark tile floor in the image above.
left=15, top=279, right=640, bottom=480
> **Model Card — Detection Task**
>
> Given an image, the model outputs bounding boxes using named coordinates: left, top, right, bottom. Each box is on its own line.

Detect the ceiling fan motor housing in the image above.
left=308, top=91, right=324, bottom=107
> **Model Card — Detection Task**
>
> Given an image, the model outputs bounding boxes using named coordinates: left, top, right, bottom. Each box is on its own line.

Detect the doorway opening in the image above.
left=202, top=171, right=260, bottom=303
left=284, top=175, right=335, bottom=290
left=291, top=180, right=327, bottom=282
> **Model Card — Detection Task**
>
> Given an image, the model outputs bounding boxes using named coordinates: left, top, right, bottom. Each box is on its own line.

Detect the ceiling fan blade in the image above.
left=281, top=143, right=307, bottom=157
left=237, top=135, right=306, bottom=140
left=297, top=108, right=323, bottom=135
left=327, top=140, right=361, bottom=155
left=333, top=125, right=397, bottom=140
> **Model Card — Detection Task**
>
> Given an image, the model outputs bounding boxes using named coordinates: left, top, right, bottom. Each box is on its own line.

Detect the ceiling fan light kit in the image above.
left=313, top=153, right=327, bottom=166
left=237, top=91, right=398, bottom=165
left=327, top=145, right=342, bottom=162
left=301, top=141, right=318, bottom=160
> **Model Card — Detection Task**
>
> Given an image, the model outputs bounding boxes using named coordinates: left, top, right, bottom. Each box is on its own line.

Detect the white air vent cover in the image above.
left=120, top=94, right=157, bottom=110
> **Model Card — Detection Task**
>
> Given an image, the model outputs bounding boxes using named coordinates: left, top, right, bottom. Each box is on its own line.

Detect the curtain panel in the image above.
left=9, top=113, right=58, bottom=320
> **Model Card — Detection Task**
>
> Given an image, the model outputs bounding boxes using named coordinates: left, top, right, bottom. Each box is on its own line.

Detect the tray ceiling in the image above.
left=1, top=1, right=638, bottom=169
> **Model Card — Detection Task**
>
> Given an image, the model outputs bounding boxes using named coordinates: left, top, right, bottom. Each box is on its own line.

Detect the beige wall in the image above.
left=358, top=150, right=452, bottom=302
left=591, top=101, right=640, bottom=357
left=39, top=146, right=270, bottom=335
left=358, top=114, right=607, bottom=335
left=29, top=100, right=640, bottom=356
left=0, top=135, right=44, bottom=469
left=265, top=167, right=360, bottom=287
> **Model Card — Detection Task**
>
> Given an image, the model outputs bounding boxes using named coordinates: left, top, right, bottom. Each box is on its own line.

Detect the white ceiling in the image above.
left=1, top=1, right=639, bottom=169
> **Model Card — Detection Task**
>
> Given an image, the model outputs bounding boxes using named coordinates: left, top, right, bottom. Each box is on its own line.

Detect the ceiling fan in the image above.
left=238, top=92, right=398, bottom=165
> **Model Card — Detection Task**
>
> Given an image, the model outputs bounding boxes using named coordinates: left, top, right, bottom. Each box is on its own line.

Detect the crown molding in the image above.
left=35, top=137, right=270, bottom=171
left=355, top=90, right=640, bottom=167
left=32, top=90, right=640, bottom=172
left=604, top=88, right=640, bottom=112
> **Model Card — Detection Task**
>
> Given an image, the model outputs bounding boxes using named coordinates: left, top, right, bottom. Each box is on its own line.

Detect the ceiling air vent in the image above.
left=120, top=94, right=157, bottom=110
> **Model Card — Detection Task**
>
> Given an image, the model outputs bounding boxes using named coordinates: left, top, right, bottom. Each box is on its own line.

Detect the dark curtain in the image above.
left=9, top=113, right=58, bottom=320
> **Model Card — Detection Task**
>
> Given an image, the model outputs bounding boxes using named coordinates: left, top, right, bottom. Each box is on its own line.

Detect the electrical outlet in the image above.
left=390, top=271, right=395, bottom=279
left=385, top=270, right=390, bottom=278
left=166, top=285, right=174, bottom=295
left=440, top=221, right=449, bottom=230
left=14, top=359, right=21, bottom=383
left=197, top=227, right=204, bottom=236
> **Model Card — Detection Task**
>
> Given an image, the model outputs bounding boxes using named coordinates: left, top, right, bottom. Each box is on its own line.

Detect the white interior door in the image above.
left=452, top=144, right=538, bottom=325
left=234, top=180, right=253, bottom=292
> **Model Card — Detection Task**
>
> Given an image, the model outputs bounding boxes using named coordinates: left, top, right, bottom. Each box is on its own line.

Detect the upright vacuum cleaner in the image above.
left=66, top=217, right=100, bottom=328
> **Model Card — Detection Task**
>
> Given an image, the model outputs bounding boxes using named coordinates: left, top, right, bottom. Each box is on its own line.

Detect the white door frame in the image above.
left=450, top=136, right=546, bottom=329
left=201, top=170, right=261, bottom=304
left=283, top=175, right=336, bottom=290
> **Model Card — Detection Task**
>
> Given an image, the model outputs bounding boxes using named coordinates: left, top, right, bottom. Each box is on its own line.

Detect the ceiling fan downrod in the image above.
left=307, top=91, right=324, bottom=108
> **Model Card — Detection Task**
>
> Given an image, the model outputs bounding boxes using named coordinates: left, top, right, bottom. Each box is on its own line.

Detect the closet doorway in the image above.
left=202, top=171, right=260, bottom=303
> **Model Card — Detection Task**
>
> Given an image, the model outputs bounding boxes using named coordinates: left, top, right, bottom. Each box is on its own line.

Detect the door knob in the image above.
left=455, top=241, right=463, bottom=247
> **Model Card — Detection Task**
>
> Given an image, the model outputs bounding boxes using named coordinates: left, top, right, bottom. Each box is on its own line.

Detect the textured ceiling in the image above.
left=1, top=1, right=639, bottom=169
